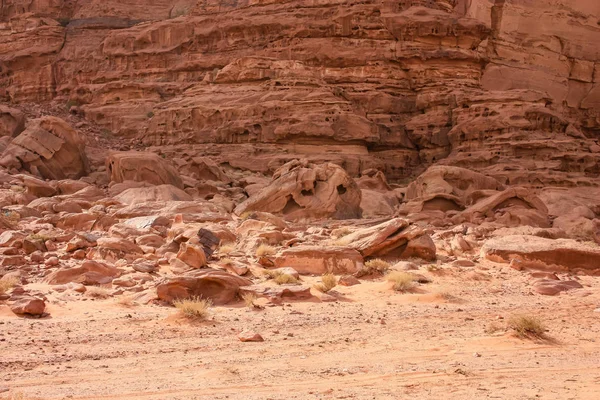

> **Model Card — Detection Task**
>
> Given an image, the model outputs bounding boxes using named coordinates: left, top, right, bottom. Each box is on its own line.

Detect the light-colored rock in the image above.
left=274, top=246, right=363, bottom=275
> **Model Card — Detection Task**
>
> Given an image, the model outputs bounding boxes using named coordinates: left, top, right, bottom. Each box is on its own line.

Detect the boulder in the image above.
left=234, top=160, right=361, bottom=220
left=114, top=184, right=192, bottom=205
left=481, top=235, right=600, bottom=275
left=274, top=246, right=363, bottom=275
left=532, top=279, right=583, bottom=296
left=156, top=270, right=252, bottom=305
left=176, top=242, right=207, bottom=269
left=10, top=297, right=45, bottom=316
left=106, top=151, right=184, bottom=189
left=45, top=260, right=121, bottom=285
left=0, top=117, right=89, bottom=180
left=0, top=105, right=25, bottom=138
left=341, top=218, right=436, bottom=260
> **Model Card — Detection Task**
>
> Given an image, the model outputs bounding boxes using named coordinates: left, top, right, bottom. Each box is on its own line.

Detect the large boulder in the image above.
left=235, top=160, right=362, bottom=220
left=10, top=297, right=46, bottom=316
left=114, top=184, right=192, bottom=205
left=0, top=117, right=89, bottom=179
left=0, top=105, right=25, bottom=138
left=45, top=261, right=121, bottom=285
left=341, top=218, right=436, bottom=260
left=156, top=270, right=252, bottom=305
left=106, top=151, right=184, bottom=189
left=406, top=166, right=503, bottom=201
left=274, top=246, right=363, bottom=275
left=481, top=235, right=600, bottom=275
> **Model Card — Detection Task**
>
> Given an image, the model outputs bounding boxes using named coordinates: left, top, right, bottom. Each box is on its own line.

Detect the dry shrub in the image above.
left=356, top=259, right=391, bottom=277
left=173, top=296, right=212, bottom=320
left=508, top=315, right=546, bottom=339
left=86, top=286, right=110, bottom=299
left=485, top=322, right=504, bottom=335
left=273, top=273, right=298, bottom=285
left=331, top=235, right=353, bottom=246
left=314, top=273, right=337, bottom=293
left=255, top=244, right=276, bottom=257
left=241, top=292, right=258, bottom=309
left=0, top=276, right=19, bottom=295
left=331, top=227, right=352, bottom=239
left=219, top=243, right=235, bottom=255
left=116, top=295, right=136, bottom=307
left=386, top=271, right=415, bottom=292
left=220, top=257, right=234, bottom=265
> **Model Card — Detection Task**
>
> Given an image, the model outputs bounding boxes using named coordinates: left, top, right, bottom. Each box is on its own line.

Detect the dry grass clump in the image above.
left=218, top=242, right=235, bottom=255
left=508, top=315, right=546, bottom=338
left=273, top=273, right=299, bottom=285
left=255, top=244, right=276, bottom=257
left=485, top=322, right=504, bottom=335
left=116, top=295, right=137, bottom=307
left=331, top=227, right=352, bottom=239
left=356, top=259, right=391, bottom=277
left=241, top=292, right=258, bottom=309
left=0, top=276, right=19, bottom=295
left=173, top=296, right=212, bottom=320
left=331, top=235, right=353, bottom=246
left=386, top=271, right=416, bottom=292
left=314, top=273, right=337, bottom=293
left=86, top=286, right=110, bottom=299
left=220, top=257, right=234, bottom=265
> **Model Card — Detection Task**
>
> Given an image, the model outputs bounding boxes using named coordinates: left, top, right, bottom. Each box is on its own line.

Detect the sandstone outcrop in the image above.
left=106, top=152, right=184, bottom=189
left=274, top=247, right=364, bottom=275
left=0, top=117, right=89, bottom=180
left=482, top=235, right=600, bottom=275
left=235, top=160, right=362, bottom=220
left=156, top=270, right=252, bottom=305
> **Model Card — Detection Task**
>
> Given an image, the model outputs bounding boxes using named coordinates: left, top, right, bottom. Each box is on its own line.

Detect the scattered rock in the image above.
left=10, top=297, right=46, bottom=316
left=238, top=330, right=264, bottom=342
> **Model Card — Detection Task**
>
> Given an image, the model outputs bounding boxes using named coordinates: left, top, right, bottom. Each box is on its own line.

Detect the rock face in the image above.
left=0, top=117, right=89, bottom=179
left=2, top=1, right=597, bottom=183
left=274, top=246, right=364, bottom=275
left=235, top=160, right=362, bottom=220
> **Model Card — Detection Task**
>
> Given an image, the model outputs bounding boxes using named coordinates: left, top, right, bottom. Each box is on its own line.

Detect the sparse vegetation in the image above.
left=173, top=297, right=212, bottom=320
left=314, top=273, right=337, bottom=293
left=508, top=315, right=546, bottom=339
left=273, top=273, right=299, bottom=285
left=146, top=111, right=154, bottom=118
left=27, top=233, right=53, bottom=242
left=241, top=292, right=258, bottom=309
left=86, top=286, right=110, bottom=299
left=66, top=99, right=80, bottom=111
left=116, top=295, right=136, bottom=307
left=386, top=271, right=416, bottom=292
left=331, top=235, right=353, bottom=246
left=485, top=322, right=504, bottom=335
left=426, top=264, right=443, bottom=273
left=0, top=276, right=19, bottom=295
left=255, top=244, right=276, bottom=258
left=219, top=242, right=235, bottom=255
left=356, top=259, right=391, bottom=277
left=220, top=257, right=234, bottom=265
left=331, top=227, right=352, bottom=239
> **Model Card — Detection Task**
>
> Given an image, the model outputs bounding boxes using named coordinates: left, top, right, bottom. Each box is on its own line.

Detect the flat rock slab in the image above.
left=274, top=246, right=363, bottom=275
left=481, top=235, right=600, bottom=275
left=532, top=279, right=583, bottom=296
left=239, top=284, right=313, bottom=301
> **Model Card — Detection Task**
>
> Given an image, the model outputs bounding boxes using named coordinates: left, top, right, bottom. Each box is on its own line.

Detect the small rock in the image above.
left=338, top=275, right=361, bottom=286
left=238, top=330, right=264, bottom=342
left=45, top=256, right=59, bottom=267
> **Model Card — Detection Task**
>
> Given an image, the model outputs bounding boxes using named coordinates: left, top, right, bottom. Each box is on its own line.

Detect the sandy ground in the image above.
left=1, top=260, right=600, bottom=400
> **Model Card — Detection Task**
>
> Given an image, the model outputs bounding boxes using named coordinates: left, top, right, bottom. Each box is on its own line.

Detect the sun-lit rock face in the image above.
left=0, top=0, right=599, bottom=184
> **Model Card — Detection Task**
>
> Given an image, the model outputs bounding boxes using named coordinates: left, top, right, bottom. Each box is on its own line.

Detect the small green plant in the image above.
left=386, top=271, right=415, bottom=292
left=508, top=315, right=546, bottom=339
left=314, top=273, right=337, bottom=293
left=255, top=244, right=276, bottom=258
left=0, top=276, right=19, bottom=295
left=173, top=297, right=212, bottom=320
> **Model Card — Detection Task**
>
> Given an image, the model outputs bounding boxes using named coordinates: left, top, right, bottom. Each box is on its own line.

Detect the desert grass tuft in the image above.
left=314, top=273, right=337, bottom=293
left=116, top=295, right=137, bottom=307
left=356, top=259, right=391, bottom=277
left=218, top=242, right=235, bottom=255
left=507, top=315, right=546, bottom=339
left=386, top=271, right=416, bottom=292
left=255, top=244, right=276, bottom=257
left=241, top=292, right=258, bottom=309
left=173, top=296, right=212, bottom=320
left=0, top=276, right=19, bottom=295
left=273, top=273, right=298, bottom=285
